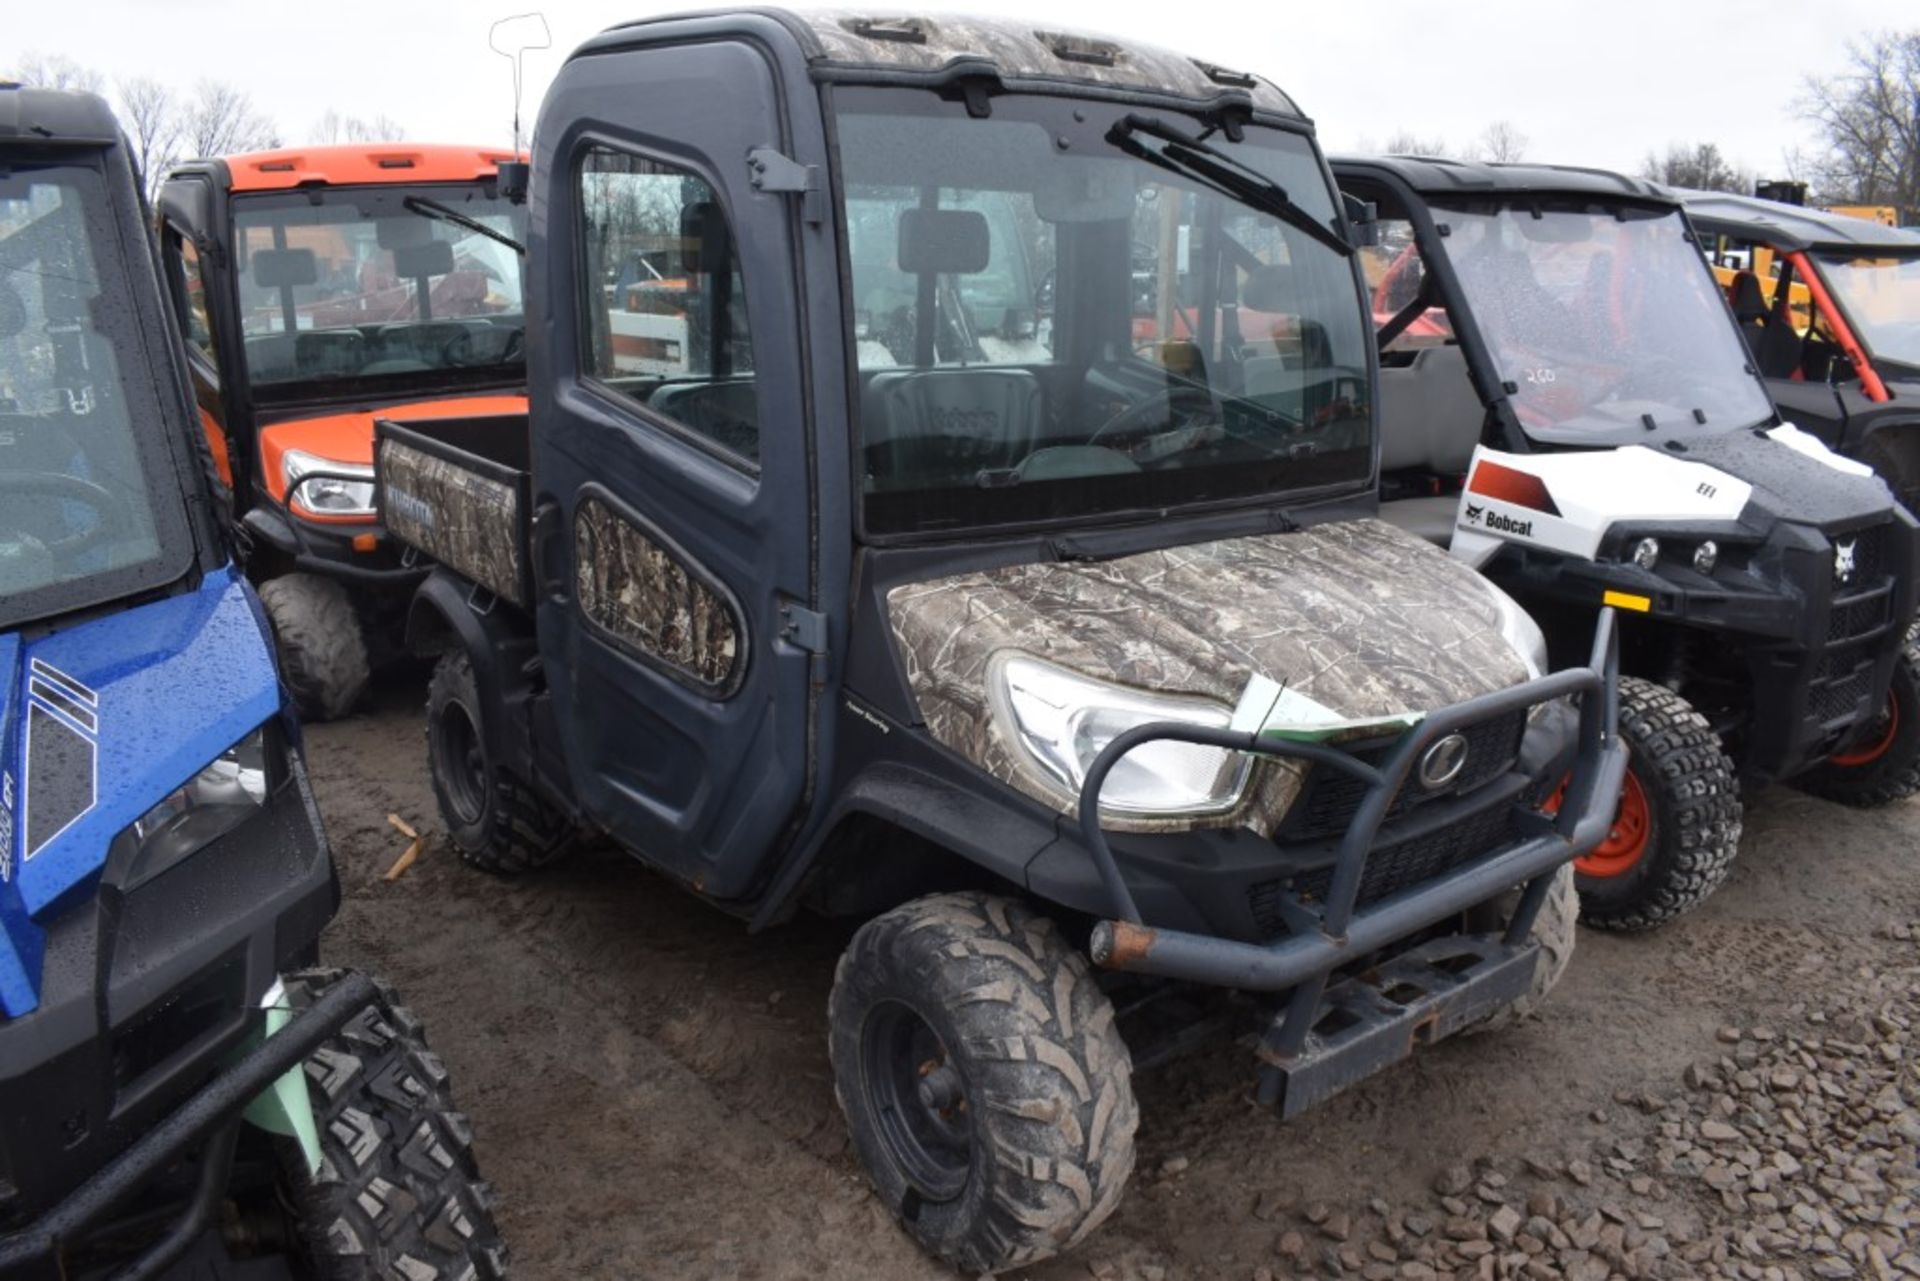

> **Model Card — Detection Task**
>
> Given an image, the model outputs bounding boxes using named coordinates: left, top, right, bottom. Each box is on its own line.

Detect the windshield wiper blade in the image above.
left=1108, top=114, right=1353, bottom=259
left=402, top=196, right=525, bottom=256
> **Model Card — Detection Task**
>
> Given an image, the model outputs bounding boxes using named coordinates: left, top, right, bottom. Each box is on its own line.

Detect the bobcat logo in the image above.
left=1464, top=503, right=1484, bottom=524
left=1834, top=539, right=1857, bottom=585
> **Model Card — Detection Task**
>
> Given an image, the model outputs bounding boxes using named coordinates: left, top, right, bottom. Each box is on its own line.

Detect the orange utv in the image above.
left=156, top=144, right=527, bottom=717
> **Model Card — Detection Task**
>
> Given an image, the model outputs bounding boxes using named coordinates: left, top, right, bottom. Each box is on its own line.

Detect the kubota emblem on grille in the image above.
left=1834, top=539, right=1858, bottom=585
left=1417, top=732, right=1471, bottom=792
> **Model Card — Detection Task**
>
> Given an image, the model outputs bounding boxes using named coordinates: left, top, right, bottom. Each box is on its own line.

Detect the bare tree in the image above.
left=1640, top=142, right=1751, bottom=193
left=1380, top=131, right=1452, bottom=159
left=179, top=80, right=279, bottom=160
left=4, top=51, right=104, bottom=93
left=1798, top=30, right=1920, bottom=218
left=311, top=109, right=407, bottom=144
left=117, top=77, right=181, bottom=198
left=1474, top=121, right=1529, bottom=164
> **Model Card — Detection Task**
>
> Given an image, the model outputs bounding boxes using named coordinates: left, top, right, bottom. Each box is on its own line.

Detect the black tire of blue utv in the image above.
left=1459, top=863, right=1578, bottom=1036
left=426, top=649, right=572, bottom=875
left=282, top=968, right=508, bottom=1280
left=1792, top=626, right=1920, bottom=808
left=828, top=892, right=1137, bottom=1275
left=258, top=573, right=371, bottom=722
left=1576, top=677, right=1743, bottom=933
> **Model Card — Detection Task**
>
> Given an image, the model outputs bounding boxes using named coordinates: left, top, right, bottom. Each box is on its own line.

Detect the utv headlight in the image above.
left=1480, top=580, right=1549, bottom=680
left=987, top=652, right=1251, bottom=817
left=1630, top=536, right=1661, bottom=571
left=283, top=450, right=376, bottom=517
left=123, top=726, right=272, bottom=888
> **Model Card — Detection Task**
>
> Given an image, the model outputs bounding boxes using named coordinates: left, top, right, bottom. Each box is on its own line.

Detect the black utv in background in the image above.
left=373, top=11, right=1625, bottom=1272
left=1679, top=191, right=1920, bottom=514
left=0, top=86, right=503, bottom=1279
left=1335, top=156, right=1920, bottom=931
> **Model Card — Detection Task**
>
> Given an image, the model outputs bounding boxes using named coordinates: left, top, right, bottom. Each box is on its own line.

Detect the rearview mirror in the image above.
left=899, top=208, right=990, bottom=275
left=393, top=240, right=455, bottom=279
left=251, top=247, right=319, bottom=290
left=1341, top=193, right=1379, bottom=248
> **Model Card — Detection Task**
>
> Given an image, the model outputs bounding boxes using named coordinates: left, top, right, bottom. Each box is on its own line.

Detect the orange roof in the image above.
left=224, top=143, right=524, bottom=192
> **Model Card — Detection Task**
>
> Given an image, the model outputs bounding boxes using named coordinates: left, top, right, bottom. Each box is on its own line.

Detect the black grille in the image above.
left=1249, top=803, right=1518, bottom=937
left=1828, top=586, right=1893, bottom=644
left=1839, top=523, right=1888, bottom=584
left=1277, top=710, right=1527, bottom=841
left=1809, top=653, right=1878, bottom=724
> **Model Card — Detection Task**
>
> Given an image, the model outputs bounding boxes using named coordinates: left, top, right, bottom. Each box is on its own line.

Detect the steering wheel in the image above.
left=0, top=472, right=129, bottom=561
left=1086, top=385, right=1221, bottom=454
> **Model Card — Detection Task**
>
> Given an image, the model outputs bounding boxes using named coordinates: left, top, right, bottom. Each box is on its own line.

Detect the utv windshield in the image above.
left=1, top=159, right=193, bottom=629
left=1437, top=202, right=1773, bottom=446
left=1815, top=252, right=1920, bottom=374
left=834, top=88, right=1372, bottom=535
left=231, top=184, right=527, bottom=402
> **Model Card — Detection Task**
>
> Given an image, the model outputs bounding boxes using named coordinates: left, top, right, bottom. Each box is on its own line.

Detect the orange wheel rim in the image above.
left=1575, top=768, right=1652, bottom=879
left=1830, top=693, right=1899, bottom=767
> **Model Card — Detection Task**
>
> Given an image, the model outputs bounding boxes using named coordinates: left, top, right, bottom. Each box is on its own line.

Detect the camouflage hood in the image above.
left=886, top=518, right=1530, bottom=833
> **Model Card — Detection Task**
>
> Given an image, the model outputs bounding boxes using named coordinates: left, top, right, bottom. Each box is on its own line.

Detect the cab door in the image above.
left=158, top=220, right=236, bottom=493
left=529, top=37, right=819, bottom=898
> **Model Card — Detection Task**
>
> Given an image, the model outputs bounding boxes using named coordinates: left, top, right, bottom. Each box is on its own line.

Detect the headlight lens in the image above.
left=1693, top=540, right=1719, bottom=575
left=987, top=652, right=1251, bottom=817
left=124, top=726, right=271, bottom=887
left=1630, top=536, right=1661, bottom=570
left=283, top=449, right=376, bottom=517
left=1480, top=580, right=1549, bottom=680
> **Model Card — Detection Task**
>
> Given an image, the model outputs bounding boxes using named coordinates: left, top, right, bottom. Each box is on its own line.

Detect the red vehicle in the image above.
left=156, top=145, right=528, bottom=717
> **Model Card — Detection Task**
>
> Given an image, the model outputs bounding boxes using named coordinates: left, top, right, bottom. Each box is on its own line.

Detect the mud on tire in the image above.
left=284, top=968, right=507, bottom=1279
left=828, top=892, right=1137, bottom=1275
left=1793, top=625, right=1920, bottom=808
left=1577, top=677, right=1742, bottom=932
left=1461, top=864, right=1577, bottom=1035
left=426, top=650, right=572, bottom=875
left=258, top=573, right=370, bottom=722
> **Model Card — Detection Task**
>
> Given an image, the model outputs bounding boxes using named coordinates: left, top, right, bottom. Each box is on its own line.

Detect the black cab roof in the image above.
left=0, top=84, right=119, bottom=148
left=583, top=8, right=1303, bottom=119
left=1332, top=154, right=1672, bottom=204
left=1669, top=188, right=1920, bottom=254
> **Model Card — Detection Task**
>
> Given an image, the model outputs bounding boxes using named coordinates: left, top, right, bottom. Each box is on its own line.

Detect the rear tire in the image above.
left=1461, top=864, right=1578, bottom=1035
left=1576, top=677, right=1742, bottom=932
left=1794, top=627, right=1920, bottom=808
left=829, top=892, right=1137, bottom=1274
left=283, top=968, right=507, bottom=1280
left=258, top=573, right=370, bottom=722
left=426, top=650, right=572, bottom=875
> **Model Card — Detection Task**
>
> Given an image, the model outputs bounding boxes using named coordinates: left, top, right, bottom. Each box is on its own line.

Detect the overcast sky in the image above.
left=12, top=0, right=1911, bottom=177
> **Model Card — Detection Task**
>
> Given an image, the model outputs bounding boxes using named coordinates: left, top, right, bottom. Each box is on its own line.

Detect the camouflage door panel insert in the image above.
left=575, top=494, right=741, bottom=693
left=378, top=437, right=527, bottom=607
left=887, top=518, right=1528, bottom=834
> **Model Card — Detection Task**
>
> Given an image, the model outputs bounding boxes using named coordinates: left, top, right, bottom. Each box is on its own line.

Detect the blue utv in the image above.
left=0, top=85, right=504, bottom=1279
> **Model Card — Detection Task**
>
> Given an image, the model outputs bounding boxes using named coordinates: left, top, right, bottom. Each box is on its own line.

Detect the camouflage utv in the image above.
left=372, top=9, right=1627, bottom=1271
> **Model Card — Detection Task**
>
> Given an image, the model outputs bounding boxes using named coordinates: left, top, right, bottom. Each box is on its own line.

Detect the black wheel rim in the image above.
left=433, top=699, right=488, bottom=826
left=861, top=1000, right=972, bottom=1202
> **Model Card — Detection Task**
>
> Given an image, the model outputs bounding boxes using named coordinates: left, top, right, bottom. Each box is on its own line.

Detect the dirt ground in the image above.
left=307, top=676, right=1919, bottom=1281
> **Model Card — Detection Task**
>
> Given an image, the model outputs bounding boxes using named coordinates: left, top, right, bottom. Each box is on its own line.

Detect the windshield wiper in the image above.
left=1107, top=115, right=1353, bottom=259
left=402, top=196, right=525, bottom=256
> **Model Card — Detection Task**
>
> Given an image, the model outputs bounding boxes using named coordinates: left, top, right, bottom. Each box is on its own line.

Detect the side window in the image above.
left=170, top=233, right=220, bottom=371
left=577, top=146, right=759, bottom=462
left=1357, top=218, right=1450, bottom=358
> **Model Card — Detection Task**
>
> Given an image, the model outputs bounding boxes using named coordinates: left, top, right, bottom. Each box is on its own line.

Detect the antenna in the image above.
left=489, top=12, right=552, bottom=154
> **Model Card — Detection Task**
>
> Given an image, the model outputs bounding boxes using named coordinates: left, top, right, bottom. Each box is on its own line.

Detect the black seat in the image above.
left=861, top=368, right=1042, bottom=489
left=1727, top=271, right=1801, bottom=378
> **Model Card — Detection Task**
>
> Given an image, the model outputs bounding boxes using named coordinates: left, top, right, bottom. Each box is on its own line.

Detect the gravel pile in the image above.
left=1164, top=924, right=1918, bottom=1281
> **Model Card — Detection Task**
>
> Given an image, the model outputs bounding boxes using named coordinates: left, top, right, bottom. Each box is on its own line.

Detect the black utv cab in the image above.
left=1678, top=191, right=1920, bottom=514
left=1336, top=155, right=1920, bottom=931
left=374, top=11, right=1626, bottom=1273
left=0, top=86, right=502, bottom=1280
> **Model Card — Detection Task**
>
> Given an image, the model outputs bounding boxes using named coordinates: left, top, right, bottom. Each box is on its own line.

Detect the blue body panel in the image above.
left=0, top=565, right=281, bottom=1017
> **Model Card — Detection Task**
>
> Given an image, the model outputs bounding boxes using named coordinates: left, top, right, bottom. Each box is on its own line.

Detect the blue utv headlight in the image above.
left=121, top=725, right=273, bottom=889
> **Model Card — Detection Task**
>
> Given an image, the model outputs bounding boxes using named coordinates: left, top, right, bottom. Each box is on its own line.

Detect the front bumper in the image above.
left=1075, top=611, right=1625, bottom=1106
left=0, top=758, right=337, bottom=1238
left=0, top=974, right=372, bottom=1280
